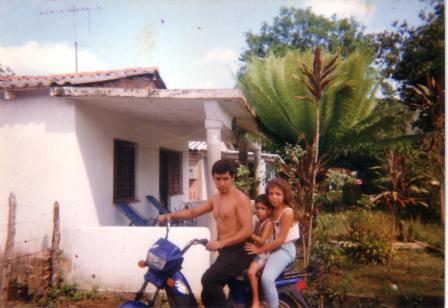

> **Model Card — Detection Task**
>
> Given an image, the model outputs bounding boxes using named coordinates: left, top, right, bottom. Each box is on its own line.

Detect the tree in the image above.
left=372, top=0, right=444, bottom=223
left=238, top=49, right=416, bottom=163
left=239, top=48, right=418, bottom=265
left=240, top=7, right=372, bottom=68
left=372, top=0, right=444, bottom=132
left=413, top=77, right=445, bottom=223
left=292, top=47, right=337, bottom=266
left=372, top=145, right=429, bottom=263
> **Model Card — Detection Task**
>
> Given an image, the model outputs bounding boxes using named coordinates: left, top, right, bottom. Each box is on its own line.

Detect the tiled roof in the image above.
left=188, top=141, right=279, bottom=162
left=0, top=67, right=165, bottom=90
left=189, top=141, right=231, bottom=152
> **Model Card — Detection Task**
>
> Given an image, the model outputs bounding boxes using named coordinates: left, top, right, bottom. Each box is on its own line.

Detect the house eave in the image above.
left=51, top=86, right=258, bottom=133
left=51, top=87, right=254, bottom=114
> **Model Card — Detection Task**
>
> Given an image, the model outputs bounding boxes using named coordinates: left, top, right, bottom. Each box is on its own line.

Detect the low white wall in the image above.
left=63, top=226, right=210, bottom=295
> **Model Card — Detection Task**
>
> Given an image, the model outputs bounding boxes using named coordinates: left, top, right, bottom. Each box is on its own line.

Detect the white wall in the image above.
left=0, top=91, right=78, bottom=253
left=0, top=92, right=191, bottom=254
left=74, top=102, right=189, bottom=227
left=63, top=226, right=210, bottom=295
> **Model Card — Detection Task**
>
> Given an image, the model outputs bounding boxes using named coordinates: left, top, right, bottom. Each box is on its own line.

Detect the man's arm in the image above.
left=158, top=200, right=212, bottom=222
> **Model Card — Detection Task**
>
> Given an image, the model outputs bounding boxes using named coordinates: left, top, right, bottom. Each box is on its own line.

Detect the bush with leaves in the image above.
left=347, top=209, right=394, bottom=264
left=317, top=169, right=359, bottom=211
left=233, top=164, right=256, bottom=197
left=356, top=194, right=375, bottom=209
left=311, top=214, right=346, bottom=269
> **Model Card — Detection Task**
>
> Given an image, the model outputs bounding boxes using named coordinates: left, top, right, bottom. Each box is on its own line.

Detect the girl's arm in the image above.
left=250, top=220, right=274, bottom=246
left=245, top=208, right=294, bottom=255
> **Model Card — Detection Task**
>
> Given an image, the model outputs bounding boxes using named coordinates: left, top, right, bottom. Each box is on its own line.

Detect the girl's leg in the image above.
left=261, top=243, right=296, bottom=308
left=247, top=261, right=262, bottom=308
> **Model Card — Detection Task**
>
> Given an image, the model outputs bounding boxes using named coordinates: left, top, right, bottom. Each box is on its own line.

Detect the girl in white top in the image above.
left=245, top=178, right=300, bottom=308
left=246, top=194, right=274, bottom=308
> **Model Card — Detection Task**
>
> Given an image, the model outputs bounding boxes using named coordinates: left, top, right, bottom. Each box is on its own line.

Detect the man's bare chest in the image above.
left=213, top=202, right=238, bottom=221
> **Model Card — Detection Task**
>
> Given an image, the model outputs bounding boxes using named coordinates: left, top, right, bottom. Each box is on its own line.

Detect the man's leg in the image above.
left=201, top=257, right=231, bottom=307
left=201, top=244, right=252, bottom=307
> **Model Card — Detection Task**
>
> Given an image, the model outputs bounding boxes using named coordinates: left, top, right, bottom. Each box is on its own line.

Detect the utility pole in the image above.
left=39, top=4, right=102, bottom=73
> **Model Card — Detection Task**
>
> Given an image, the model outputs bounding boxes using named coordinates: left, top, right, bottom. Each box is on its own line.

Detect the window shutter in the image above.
left=167, top=151, right=182, bottom=195
left=113, top=139, right=136, bottom=202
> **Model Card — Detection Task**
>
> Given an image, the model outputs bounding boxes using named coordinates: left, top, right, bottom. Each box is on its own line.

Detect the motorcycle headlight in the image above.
left=146, top=251, right=166, bottom=270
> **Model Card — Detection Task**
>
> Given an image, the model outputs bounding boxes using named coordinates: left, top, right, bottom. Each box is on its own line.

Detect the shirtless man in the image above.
left=157, top=159, right=253, bottom=307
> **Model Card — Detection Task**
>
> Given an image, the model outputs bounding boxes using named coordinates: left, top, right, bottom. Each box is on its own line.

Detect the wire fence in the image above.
left=0, top=192, right=61, bottom=305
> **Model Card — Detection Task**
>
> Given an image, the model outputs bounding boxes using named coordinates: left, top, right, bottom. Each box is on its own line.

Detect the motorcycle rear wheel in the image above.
left=278, top=293, right=302, bottom=308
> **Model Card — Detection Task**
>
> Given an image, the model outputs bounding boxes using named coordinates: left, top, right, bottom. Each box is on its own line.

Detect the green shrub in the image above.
left=408, top=220, right=444, bottom=249
left=347, top=209, right=394, bottom=264
left=318, top=169, right=361, bottom=211
left=356, top=194, right=375, bottom=209
left=36, top=283, right=101, bottom=306
left=311, top=214, right=346, bottom=268
left=233, top=165, right=256, bottom=197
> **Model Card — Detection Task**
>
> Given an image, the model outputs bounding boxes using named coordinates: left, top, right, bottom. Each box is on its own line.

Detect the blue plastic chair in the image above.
left=146, top=195, right=170, bottom=214
left=116, top=201, right=156, bottom=226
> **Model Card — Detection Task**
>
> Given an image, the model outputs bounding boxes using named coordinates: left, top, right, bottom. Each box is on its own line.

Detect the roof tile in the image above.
left=0, top=67, right=165, bottom=90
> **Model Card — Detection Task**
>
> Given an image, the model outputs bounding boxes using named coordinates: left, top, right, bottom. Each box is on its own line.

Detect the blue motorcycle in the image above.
left=120, top=222, right=313, bottom=307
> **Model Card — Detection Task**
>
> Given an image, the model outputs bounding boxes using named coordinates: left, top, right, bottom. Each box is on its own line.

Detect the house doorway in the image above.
left=159, top=149, right=183, bottom=207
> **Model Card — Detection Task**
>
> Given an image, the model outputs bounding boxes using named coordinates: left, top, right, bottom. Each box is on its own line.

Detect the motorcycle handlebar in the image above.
left=180, top=238, right=209, bottom=255
left=196, top=238, right=209, bottom=246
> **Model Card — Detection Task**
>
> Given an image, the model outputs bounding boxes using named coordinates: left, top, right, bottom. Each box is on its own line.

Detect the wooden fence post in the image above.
left=50, top=202, right=60, bottom=288
left=0, top=193, right=17, bottom=305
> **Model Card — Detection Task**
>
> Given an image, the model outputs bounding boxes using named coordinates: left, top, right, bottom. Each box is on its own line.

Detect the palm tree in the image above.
left=238, top=49, right=416, bottom=163
left=238, top=48, right=418, bottom=265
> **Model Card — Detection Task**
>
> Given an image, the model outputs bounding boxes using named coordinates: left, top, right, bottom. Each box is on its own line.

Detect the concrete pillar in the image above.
left=205, top=119, right=222, bottom=261
left=205, top=119, right=223, bottom=197
left=252, top=142, right=266, bottom=195
left=203, top=100, right=231, bottom=262
left=257, top=159, right=267, bottom=195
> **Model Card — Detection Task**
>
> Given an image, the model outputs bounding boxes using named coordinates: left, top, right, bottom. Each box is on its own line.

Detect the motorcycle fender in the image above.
left=165, top=271, right=197, bottom=307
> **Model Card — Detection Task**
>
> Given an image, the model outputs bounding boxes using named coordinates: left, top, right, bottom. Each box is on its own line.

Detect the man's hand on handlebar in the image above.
left=157, top=214, right=170, bottom=223
left=206, top=240, right=222, bottom=251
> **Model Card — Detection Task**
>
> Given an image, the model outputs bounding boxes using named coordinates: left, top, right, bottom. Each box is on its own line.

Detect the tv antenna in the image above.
left=39, top=4, right=102, bottom=73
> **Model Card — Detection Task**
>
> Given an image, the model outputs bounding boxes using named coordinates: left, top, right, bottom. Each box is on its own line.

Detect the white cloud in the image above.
left=196, top=48, right=239, bottom=65
left=195, top=47, right=241, bottom=79
left=304, top=0, right=375, bottom=21
left=0, top=41, right=105, bottom=75
left=194, top=81, right=216, bottom=89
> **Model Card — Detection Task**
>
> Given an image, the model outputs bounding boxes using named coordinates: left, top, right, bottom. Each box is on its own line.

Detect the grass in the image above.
left=308, top=211, right=445, bottom=307
left=408, top=219, right=444, bottom=249
left=328, top=250, right=444, bottom=297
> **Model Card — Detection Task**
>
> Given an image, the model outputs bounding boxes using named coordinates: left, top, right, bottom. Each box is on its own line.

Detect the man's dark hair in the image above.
left=211, top=159, right=235, bottom=177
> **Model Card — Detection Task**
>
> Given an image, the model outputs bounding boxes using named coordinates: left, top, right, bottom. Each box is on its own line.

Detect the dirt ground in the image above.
left=6, top=292, right=133, bottom=308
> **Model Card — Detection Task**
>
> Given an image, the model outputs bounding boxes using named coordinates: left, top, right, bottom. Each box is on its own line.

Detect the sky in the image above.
left=0, top=0, right=432, bottom=89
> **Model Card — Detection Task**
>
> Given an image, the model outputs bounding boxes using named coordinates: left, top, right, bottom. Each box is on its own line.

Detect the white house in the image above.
left=0, top=68, right=261, bottom=294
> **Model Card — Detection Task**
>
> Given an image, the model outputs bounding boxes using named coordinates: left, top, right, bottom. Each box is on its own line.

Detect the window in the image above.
left=113, top=139, right=136, bottom=202
left=159, top=149, right=182, bottom=205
